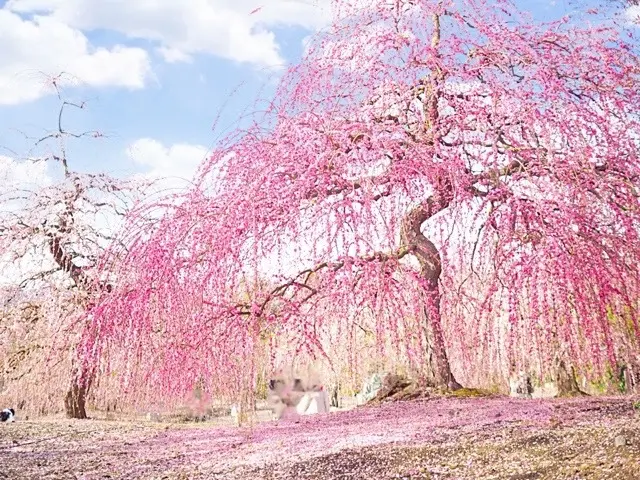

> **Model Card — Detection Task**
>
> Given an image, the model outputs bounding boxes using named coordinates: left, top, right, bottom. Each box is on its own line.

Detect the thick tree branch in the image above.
left=230, top=244, right=417, bottom=318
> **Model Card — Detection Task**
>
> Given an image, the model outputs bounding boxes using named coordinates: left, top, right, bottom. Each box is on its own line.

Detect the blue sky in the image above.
left=0, top=0, right=636, bottom=188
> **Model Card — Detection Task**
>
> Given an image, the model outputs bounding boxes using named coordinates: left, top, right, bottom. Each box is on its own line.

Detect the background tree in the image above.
left=0, top=79, right=150, bottom=418
left=87, top=0, right=640, bottom=403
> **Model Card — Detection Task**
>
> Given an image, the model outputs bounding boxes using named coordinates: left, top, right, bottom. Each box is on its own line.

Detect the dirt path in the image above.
left=1, top=396, right=638, bottom=479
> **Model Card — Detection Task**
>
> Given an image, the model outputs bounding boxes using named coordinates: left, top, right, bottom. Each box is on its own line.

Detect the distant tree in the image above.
left=0, top=78, right=149, bottom=418
left=88, top=0, right=640, bottom=401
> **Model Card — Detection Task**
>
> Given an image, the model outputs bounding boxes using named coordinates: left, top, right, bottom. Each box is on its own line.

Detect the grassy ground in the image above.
left=0, top=395, right=638, bottom=479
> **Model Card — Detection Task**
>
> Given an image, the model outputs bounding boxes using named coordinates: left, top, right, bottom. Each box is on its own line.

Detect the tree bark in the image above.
left=556, top=360, right=586, bottom=397
left=621, top=362, right=640, bottom=394
left=64, top=364, right=94, bottom=419
left=401, top=201, right=461, bottom=390
left=64, top=382, right=90, bottom=419
left=47, top=213, right=104, bottom=419
left=394, top=9, right=461, bottom=389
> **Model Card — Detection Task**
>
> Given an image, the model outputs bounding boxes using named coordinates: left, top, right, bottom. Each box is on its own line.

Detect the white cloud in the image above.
left=0, top=156, right=52, bottom=192
left=157, top=47, right=193, bottom=64
left=126, top=138, right=210, bottom=192
left=626, top=5, right=640, bottom=24
left=0, top=10, right=152, bottom=105
left=5, top=0, right=332, bottom=69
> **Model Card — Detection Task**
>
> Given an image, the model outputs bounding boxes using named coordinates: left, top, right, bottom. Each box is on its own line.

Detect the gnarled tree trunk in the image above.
left=394, top=10, right=461, bottom=390
left=401, top=201, right=462, bottom=390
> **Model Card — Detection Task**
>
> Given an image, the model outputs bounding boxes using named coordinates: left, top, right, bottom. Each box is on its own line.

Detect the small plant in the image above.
left=632, top=401, right=640, bottom=411
left=449, top=387, right=491, bottom=398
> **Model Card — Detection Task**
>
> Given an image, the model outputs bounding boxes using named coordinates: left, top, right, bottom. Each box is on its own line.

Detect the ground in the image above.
left=1, top=395, right=639, bottom=479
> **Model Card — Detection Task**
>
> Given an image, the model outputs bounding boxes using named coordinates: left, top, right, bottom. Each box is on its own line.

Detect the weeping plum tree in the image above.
left=0, top=83, right=148, bottom=417
left=87, top=0, right=640, bottom=401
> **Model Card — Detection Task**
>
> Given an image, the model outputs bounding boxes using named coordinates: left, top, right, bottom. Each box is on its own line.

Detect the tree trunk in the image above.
left=420, top=296, right=462, bottom=390
left=556, top=360, right=586, bottom=397
left=401, top=202, right=461, bottom=390
left=397, top=11, right=461, bottom=389
left=48, top=228, right=95, bottom=419
left=64, top=364, right=94, bottom=419
left=64, top=382, right=89, bottom=419
left=621, top=362, right=640, bottom=394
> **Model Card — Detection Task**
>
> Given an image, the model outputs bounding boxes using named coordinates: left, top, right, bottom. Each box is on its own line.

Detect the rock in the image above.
left=370, top=374, right=412, bottom=403
left=532, top=382, right=559, bottom=399
left=614, top=435, right=627, bottom=447
left=355, top=373, right=431, bottom=405
left=389, top=383, right=419, bottom=402
left=146, top=412, right=162, bottom=422
left=509, top=371, right=533, bottom=398
left=356, top=372, right=384, bottom=405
